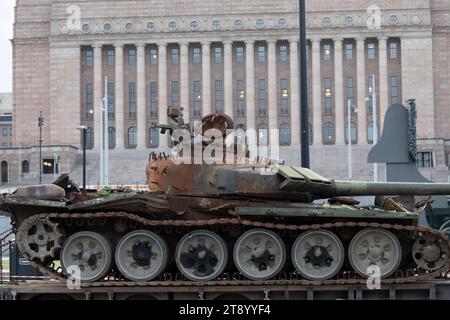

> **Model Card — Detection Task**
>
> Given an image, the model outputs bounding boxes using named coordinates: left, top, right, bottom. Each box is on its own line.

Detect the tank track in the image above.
left=16, top=212, right=450, bottom=288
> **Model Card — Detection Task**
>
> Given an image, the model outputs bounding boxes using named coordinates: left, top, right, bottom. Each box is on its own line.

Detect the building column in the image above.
left=267, top=39, right=279, bottom=145
left=356, top=37, right=367, bottom=144
left=378, top=36, right=389, bottom=130
left=93, top=44, right=103, bottom=150
left=289, top=38, right=300, bottom=146
left=245, top=40, right=255, bottom=131
left=201, top=41, right=211, bottom=115
left=158, top=42, right=168, bottom=148
left=311, top=38, right=322, bottom=145
left=114, top=44, right=125, bottom=149
left=136, top=43, right=146, bottom=149
left=223, top=40, right=233, bottom=118
left=334, top=38, right=345, bottom=145
left=180, top=41, right=190, bottom=123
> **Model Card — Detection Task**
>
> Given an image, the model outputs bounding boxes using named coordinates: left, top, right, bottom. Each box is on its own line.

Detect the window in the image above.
left=193, top=80, right=201, bottom=116
left=86, top=83, right=93, bottom=119
left=234, top=19, right=242, bottom=29
left=22, top=160, right=30, bottom=174
left=212, top=20, right=221, bottom=30
left=128, top=127, right=137, bottom=146
left=256, top=19, right=265, bottom=29
left=215, top=80, right=223, bottom=113
left=390, top=42, right=398, bottom=59
left=258, top=123, right=268, bottom=146
left=42, top=159, right=58, bottom=175
left=345, top=122, right=357, bottom=143
left=367, top=121, right=377, bottom=143
left=322, top=17, right=331, bottom=27
left=150, top=127, right=159, bottom=147
left=214, top=47, right=222, bottom=64
left=389, top=42, right=398, bottom=59
left=346, top=77, right=354, bottom=104
left=279, top=123, right=291, bottom=145
left=368, top=43, right=376, bottom=59
left=171, top=48, right=179, bottom=64
left=237, top=80, right=245, bottom=116
left=86, top=50, right=93, bottom=66
left=172, top=81, right=179, bottom=107
left=323, top=122, right=335, bottom=143
left=324, top=78, right=333, bottom=113
left=168, top=21, right=177, bottom=31
left=323, top=44, right=332, bottom=61
left=2, top=128, right=8, bottom=137
left=391, top=76, right=399, bottom=104
left=280, top=79, right=289, bottom=115
left=417, top=152, right=433, bottom=168
left=128, top=48, right=136, bottom=65
left=236, top=47, right=244, bottom=64
left=308, top=123, right=313, bottom=145
left=129, top=82, right=136, bottom=118
left=259, top=79, right=266, bottom=115
left=345, top=16, right=353, bottom=26
left=191, top=20, right=199, bottom=30
left=345, top=43, right=353, bottom=60
left=107, top=83, right=115, bottom=119
left=0, top=161, right=7, bottom=183
left=280, top=45, right=288, bottom=62
left=108, top=127, right=115, bottom=148
left=107, top=49, right=115, bottom=66
left=258, top=46, right=266, bottom=63
left=86, top=127, right=94, bottom=149
left=150, top=81, right=158, bottom=117
left=193, top=48, right=201, bottom=64
left=150, top=48, right=158, bottom=64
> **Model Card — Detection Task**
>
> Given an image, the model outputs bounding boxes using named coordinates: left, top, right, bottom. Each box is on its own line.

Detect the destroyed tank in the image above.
left=2, top=109, right=450, bottom=285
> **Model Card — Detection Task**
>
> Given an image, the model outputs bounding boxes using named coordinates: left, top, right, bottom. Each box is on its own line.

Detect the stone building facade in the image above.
left=4, top=0, right=450, bottom=186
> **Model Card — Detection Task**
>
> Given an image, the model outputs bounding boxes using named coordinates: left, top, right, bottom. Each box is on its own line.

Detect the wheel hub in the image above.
left=180, top=245, right=218, bottom=277
left=132, top=241, right=154, bottom=267
left=251, top=248, right=274, bottom=271
left=367, top=245, right=384, bottom=262
left=304, top=246, right=333, bottom=268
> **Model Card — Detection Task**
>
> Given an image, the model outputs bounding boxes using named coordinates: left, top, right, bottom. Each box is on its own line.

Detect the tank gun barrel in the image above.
left=332, top=180, right=450, bottom=197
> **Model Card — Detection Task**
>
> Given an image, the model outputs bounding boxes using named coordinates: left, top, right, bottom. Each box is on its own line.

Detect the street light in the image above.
left=77, top=125, right=87, bottom=189
left=347, top=98, right=370, bottom=181
left=347, top=100, right=357, bottom=180
left=38, top=112, right=44, bottom=184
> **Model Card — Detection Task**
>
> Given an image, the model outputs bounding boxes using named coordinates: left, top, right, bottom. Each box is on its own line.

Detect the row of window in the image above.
left=2, top=127, right=12, bottom=137
left=322, top=76, right=400, bottom=114
left=85, top=79, right=293, bottom=119
left=86, top=41, right=398, bottom=67
left=84, top=127, right=160, bottom=148
left=85, top=45, right=291, bottom=67
left=322, top=41, right=398, bottom=61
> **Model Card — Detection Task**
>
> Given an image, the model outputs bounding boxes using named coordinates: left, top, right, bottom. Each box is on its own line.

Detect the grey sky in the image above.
left=0, top=1, right=14, bottom=93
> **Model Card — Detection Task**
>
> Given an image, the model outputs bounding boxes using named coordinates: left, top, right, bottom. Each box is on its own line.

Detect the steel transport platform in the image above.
left=1, top=281, right=450, bottom=300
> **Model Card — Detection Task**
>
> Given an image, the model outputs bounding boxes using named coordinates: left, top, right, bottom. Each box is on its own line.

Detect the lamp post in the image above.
left=38, top=111, right=44, bottom=184
left=347, top=99, right=354, bottom=180
left=370, top=75, right=378, bottom=182
left=299, top=0, right=310, bottom=168
left=77, top=125, right=87, bottom=189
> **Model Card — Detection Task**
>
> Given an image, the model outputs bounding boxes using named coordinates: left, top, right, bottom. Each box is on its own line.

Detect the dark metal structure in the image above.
left=299, top=0, right=310, bottom=168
